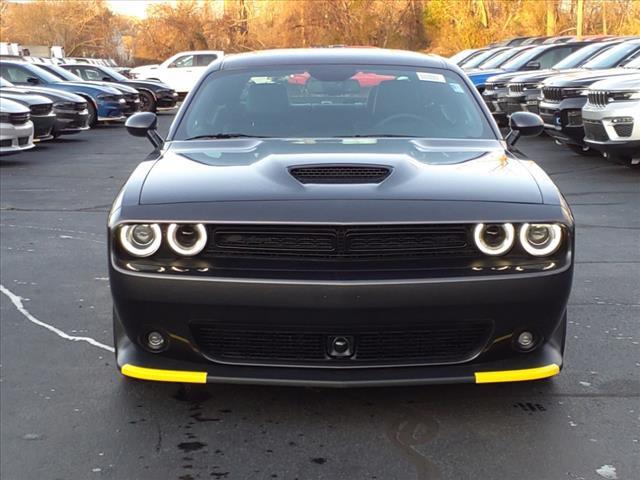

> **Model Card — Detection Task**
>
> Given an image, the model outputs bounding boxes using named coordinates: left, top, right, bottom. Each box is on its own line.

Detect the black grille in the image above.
left=205, top=224, right=473, bottom=260
left=17, top=136, right=29, bottom=146
left=587, top=90, right=609, bottom=107
left=508, top=83, right=524, bottom=94
left=613, top=123, right=633, bottom=137
left=290, top=165, right=391, bottom=184
left=190, top=320, right=493, bottom=366
left=506, top=100, right=523, bottom=115
left=525, top=103, right=539, bottom=115
left=8, top=112, right=30, bottom=125
left=496, top=99, right=509, bottom=112
left=30, top=103, right=52, bottom=116
left=74, top=102, right=87, bottom=111
left=583, top=119, right=609, bottom=142
left=542, top=87, right=562, bottom=102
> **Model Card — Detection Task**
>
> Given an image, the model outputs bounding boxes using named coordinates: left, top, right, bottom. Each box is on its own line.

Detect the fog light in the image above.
left=611, top=116, right=633, bottom=124
left=146, top=331, right=165, bottom=351
left=517, top=331, right=535, bottom=350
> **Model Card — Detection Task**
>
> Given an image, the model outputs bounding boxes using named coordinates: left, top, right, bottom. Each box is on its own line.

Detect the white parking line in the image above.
left=0, top=284, right=114, bottom=353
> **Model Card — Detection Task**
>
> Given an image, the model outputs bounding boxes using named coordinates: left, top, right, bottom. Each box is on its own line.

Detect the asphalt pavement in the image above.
left=1, top=114, right=638, bottom=480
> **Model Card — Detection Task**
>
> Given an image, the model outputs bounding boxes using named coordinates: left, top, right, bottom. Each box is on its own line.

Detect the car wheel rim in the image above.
left=140, top=93, right=151, bottom=112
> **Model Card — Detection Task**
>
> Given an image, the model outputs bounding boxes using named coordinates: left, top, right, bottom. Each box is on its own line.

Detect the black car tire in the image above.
left=139, top=90, right=156, bottom=113
left=87, top=102, right=97, bottom=127
left=567, top=144, right=600, bottom=157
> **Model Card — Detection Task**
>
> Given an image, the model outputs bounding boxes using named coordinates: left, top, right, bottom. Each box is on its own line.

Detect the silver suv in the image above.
left=582, top=72, right=640, bottom=167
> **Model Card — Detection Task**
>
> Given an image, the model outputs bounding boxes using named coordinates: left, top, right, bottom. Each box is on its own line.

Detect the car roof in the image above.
left=219, top=48, right=447, bottom=71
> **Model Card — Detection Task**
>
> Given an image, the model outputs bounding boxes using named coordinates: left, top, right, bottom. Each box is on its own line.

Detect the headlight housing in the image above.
left=53, top=101, right=75, bottom=110
left=473, top=223, right=515, bottom=256
left=167, top=224, right=208, bottom=256
left=519, top=223, right=563, bottom=256
left=97, top=94, right=122, bottom=103
left=119, top=224, right=162, bottom=257
left=608, top=91, right=640, bottom=101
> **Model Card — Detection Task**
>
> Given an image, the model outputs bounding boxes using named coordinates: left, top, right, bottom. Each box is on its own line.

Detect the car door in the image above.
left=0, top=64, right=40, bottom=86
left=159, top=54, right=196, bottom=93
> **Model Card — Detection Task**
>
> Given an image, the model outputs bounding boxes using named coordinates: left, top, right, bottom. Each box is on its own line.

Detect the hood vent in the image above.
left=289, top=165, right=391, bottom=184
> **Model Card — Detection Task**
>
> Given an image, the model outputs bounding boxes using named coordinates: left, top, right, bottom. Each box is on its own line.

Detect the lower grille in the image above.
left=17, top=136, right=29, bottom=146
left=506, top=101, right=523, bottom=115
left=190, top=320, right=493, bottom=366
left=583, top=120, right=609, bottom=142
left=613, top=123, right=633, bottom=138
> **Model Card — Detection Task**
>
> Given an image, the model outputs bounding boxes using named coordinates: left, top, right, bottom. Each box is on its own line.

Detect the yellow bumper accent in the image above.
left=121, top=364, right=207, bottom=384
left=474, top=364, right=560, bottom=383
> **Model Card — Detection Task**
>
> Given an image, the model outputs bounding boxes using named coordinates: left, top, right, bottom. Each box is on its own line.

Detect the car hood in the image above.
left=542, top=68, right=639, bottom=87
left=50, top=81, right=122, bottom=95
left=508, top=68, right=582, bottom=84
left=587, top=73, right=640, bottom=91
left=79, top=81, right=138, bottom=93
left=467, top=68, right=504, bottom=78
left=124, top=79, right=172, bottom=91
left=0, top=86, right=84, bottom=102
left=0, top=91, right=52, bottom=107
left=486, top=70, right=537, bottom=84
left=140, top=138, right=545, bottom=205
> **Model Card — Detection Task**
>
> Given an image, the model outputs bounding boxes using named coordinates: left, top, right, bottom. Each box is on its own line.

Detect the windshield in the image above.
left=582, top=41, right=640, bottom=69
left=100, top=66, right=127, bottom=81
left=480, top=48, right=529, bottom=69
left=449, top=49, right=475, bottom=64
left=552, top=43, right=613, bottom=69
left=38, top=64, right=83, bottom=81
left=460, top=48, right=506, bottom=68
left=173, top=65, right=493, bottom=141
left=500, top=45, right=547, bottom=69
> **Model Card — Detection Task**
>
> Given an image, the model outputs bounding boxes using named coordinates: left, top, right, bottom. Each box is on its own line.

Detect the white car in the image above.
left=582, top=73, right=640, bottom=167
left=129, top=50, right=223, bottom=97
left=0, top=97, right=34, bottom=155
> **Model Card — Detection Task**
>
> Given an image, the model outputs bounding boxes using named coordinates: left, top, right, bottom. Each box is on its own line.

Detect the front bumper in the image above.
left=97, top=101, right=127, bottom=122
left=32, top=113, right=56, bottom=141
left=53, top=107, right=90, bottom=135
left=539, top=97, right=588, bottom=146
left=0, top=121, right=34, bottom=154
left=112, top=263, right=572, bottom=386
left=156, top=91, right=178, bottom=109
left=582, top=100, right=640, bottom=157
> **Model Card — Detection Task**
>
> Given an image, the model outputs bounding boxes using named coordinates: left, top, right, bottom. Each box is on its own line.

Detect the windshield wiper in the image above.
left=184, top=133, right=270, bottom=140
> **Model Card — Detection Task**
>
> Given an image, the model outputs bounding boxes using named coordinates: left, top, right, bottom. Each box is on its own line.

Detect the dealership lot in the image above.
left=1, top=114, right=638, bottom=479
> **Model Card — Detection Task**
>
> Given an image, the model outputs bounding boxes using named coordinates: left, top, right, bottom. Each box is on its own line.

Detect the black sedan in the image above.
left=0, top=85, right=55, bottom=141
left=0, top=77, right=89, bottom=137
left=60, top=64, right=178, bottom=112
left=110, top=48, right=573, bottom=387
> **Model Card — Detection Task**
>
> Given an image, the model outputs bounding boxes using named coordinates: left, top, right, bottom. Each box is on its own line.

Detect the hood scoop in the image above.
left=289, top=164, right=391, bottom=184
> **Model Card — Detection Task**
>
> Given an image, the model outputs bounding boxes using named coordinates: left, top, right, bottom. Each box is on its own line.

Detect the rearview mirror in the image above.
left=505, top=111, right=544, bottom=146
left=125, top=112, right=163, bottom=148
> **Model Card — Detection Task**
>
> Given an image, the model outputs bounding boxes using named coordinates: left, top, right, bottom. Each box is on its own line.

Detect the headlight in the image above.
left=119, top=224, right=162, bottom=257
left=167, top=223, right=207, bottom=256
left=519, top=223, right=563, bottom=256
left=53, top=101, right=75, bottom=110
left=97, top=94, right=121, bottom=102
left=609, top=91, right=640, bottom=101
left=473, top=223, right=515, bottom=256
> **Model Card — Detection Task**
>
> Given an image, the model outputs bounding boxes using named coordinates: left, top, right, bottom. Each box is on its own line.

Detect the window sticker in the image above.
left=449, top=82, right=465, bottom=93
left=417, top=72, right=446, bottom=83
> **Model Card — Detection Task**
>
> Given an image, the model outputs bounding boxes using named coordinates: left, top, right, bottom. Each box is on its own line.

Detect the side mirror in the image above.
left=26, top=77, right=40, bottom=85
left=125, top=112, right=163, bottom=148
left=524, top=61, right=541, bottom=70
left=505, top=111, right=544, bottom=146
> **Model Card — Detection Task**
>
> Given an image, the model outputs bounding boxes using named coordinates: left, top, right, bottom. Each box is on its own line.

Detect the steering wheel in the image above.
left=373, top=113, right=424, bottom=131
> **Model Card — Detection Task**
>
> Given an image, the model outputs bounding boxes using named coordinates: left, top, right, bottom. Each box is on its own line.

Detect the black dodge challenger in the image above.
left=110, top=48, right=574, bottom=386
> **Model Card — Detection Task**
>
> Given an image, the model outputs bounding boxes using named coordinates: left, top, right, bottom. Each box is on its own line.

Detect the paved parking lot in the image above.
left=1, top=114, right=638, bottom=480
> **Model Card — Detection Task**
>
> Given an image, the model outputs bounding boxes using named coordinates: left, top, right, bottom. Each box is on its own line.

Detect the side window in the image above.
left=169, top=55, right=194, bottom=68
left=195, top=54, right=218, bottom=67
left=0, top=65, right=34, bottom=84
left=68, top=67, right=85, bottom=79
left=83, top=67, right=104, bottom=80
left=537, top=47, right=573, bottom=69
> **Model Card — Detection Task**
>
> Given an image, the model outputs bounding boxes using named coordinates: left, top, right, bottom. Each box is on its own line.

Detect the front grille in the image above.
left=73, top=102, right=87, bottom=111
left=613, top=123, right=633, bottom=137
left=508, top=83, right=524, bottom=94
left=8, top=112, right=30, bottom=125
left=542, top=87, right=562, bottom=102
left=17, top=136, right=29, bottom=146
left=290, top=165, right=391, bottom=184
left=190, top=320, right=493, bottom=366
left=506, top=100, right=523, bottom=115
left=0, top=139, right=11, bottom=147
left=583, top=119, right=609, bottom=142
left=30, top=103, right=52, bottom=116
left=205, top=224, right=473, bottom=260
left=587, top=90, right=609, bottom=107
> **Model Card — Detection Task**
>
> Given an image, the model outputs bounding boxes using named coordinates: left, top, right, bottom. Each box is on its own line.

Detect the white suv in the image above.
left=582, top=73, right=640, bottom=167
left=0, top=98, right=34, bottom=155
left=129, top=51, right=223, bottom=97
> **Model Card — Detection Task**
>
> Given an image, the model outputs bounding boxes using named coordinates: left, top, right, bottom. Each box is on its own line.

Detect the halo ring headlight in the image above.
left=119, top=224, right=162, bottom=257
left=473, top=223, right=515, bottom=256
left=167, top=223, right=207, bottom=256
left=519, top=223, right=562, bottom=256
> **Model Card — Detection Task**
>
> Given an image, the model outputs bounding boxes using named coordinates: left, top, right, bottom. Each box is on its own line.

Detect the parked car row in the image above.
left=0, top=58, right=179, bottom=156
left=452, top=36, right=640, bottom=167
